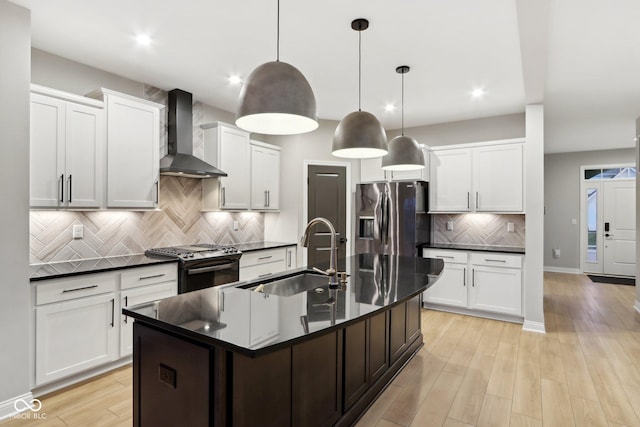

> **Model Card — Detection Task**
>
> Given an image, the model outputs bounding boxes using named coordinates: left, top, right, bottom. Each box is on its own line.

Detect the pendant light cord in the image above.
left=276, top=0, right=280, bottom=61
left=401, top=71, right=404, bottom=136
left=358, top=24, right=362, bottom=111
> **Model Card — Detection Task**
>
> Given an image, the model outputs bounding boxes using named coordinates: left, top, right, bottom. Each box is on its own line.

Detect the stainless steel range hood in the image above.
left=160, top=89, right=227, bottom=178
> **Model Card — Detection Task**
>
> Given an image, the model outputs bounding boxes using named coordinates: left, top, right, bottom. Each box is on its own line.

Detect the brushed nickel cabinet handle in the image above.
left=484, top=259, right=507, bottom=263
left=463, top=268, right=466, bottom=286
left=110, top=298, right=115, bottom=327
left=62, top=284, right=98, bottom=293
left=138, top=274, right=165, bottom=280
left=68, top=174, right=73, bottom=203
left=59, top=174, right=64, bottom=204
left=123, top=296, right=128, bottom=324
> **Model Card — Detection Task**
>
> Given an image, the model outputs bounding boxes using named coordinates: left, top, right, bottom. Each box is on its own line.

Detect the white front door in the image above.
left=603, top=180, right=636, bottom=276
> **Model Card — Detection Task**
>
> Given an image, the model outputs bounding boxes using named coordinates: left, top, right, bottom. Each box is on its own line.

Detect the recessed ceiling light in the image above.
left=471, top=88, right=486, bottom=98
left=228, top=75, right=242, bottom=85
left=385, top=104, right=396, bottom=112
left=135, top=34, right=152, bottom=46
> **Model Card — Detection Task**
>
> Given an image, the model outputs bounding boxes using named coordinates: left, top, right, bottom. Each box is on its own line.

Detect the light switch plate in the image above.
left=507, top=222, right=514, bottom=232
left=233, top=220, right=239, bottom=231
left=72, top=224, right=83, bottom=239
left=446, top=221, right=453, bottom=231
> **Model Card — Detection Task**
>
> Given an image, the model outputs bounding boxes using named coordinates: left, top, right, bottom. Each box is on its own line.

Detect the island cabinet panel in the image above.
left=406, top=295, right=422, bottom=344
left=369, top=311, right=389, bottom=385
left=343, top=321, right=368, bottom=411
left=231, top=348, right=291, bottom=427
left=134, top=323, right=212, bottom=427
left=389, top=303, right=407, bottom=365
left=292, top=331, right=343, bottom=427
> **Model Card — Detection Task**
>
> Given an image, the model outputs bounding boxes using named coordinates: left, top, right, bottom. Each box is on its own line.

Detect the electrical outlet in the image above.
left=571, top=218, right=577, bottom=225
left=72, top=224, right=83, bottom=239
left=446, top=221, right=454, bottom=231
left=507, top=222, right=514, bottom=232
left=553, top=248, right=560, bottom=258
left=233, top=220, right=239, bottom=231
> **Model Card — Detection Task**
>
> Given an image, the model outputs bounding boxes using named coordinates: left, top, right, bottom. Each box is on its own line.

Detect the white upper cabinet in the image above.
left=429, top=139, right=524, bottom=213
left=473, top=143, right=523, bottom=212
left=250, top=140, right=280, bottom=211
left=360, top=146, right=430, bottom=183
left=97, top=89, right=162, bottom=209
left=30, top=86, right=104, bottom=208
left=202, top=122, right=251, bottom=210
left=429, top=148, right=473, bottom=212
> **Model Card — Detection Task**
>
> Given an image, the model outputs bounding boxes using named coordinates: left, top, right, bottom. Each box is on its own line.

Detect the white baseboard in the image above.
left=0, top=392, right=34, bottom=422
left=634, top=300, right=640, bottom=314
left=522, top=320, right=546, bottom=334
left=544, top=266, right=581, bottom=274
left=422, top=303, right=524, bottom=324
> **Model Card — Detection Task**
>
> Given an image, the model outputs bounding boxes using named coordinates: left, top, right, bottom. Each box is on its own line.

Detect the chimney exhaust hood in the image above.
left=160, top=89, right=227, bottom=178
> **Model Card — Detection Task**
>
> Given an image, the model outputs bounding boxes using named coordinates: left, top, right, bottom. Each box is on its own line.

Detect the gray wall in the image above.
left=544, top=147, right=635, bottom=270
left=387, top=113, right=525, bottom=147
left=0, top=0, right=31, bottom=407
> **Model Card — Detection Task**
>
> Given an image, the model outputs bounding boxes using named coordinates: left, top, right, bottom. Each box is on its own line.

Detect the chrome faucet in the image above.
left=301, top=217, right=339, bottom=288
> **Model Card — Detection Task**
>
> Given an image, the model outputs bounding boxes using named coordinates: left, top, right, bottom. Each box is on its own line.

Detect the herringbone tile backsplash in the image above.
left=30, top=176, right=264, bottom=264
left=432, top=214, right=525, bottom=247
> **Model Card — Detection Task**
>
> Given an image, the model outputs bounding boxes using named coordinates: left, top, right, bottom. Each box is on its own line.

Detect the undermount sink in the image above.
left=251, top=271, right=331, bottom=297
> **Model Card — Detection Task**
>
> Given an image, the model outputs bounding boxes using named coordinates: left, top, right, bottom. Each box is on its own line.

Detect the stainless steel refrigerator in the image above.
left=355, top=181, right=430, bottom=256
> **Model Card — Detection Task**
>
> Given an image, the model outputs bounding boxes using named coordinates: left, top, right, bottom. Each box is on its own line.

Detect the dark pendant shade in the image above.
left=332, top=111, right=388, bottom=158
left=236, top=61, right=318, bottom=135
left=381, top=135, right=425, bottom=170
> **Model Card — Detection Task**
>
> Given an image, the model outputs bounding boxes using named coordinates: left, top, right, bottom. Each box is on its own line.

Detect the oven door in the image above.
left=179, top=257, right=240, bottom=294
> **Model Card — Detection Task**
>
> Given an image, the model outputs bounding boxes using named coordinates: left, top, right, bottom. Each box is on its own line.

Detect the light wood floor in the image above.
left=3, top=272, right=639, bottom=427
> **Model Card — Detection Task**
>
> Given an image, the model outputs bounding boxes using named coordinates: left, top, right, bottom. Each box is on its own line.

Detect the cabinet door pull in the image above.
left=61, top=284, right=99, bottom=293
left=59, top=174, right=64, bottom=204
left=436, top=255, right=454, bottom=259
left=463, top=268, right=466, bottom=286
left=155, top=180, right=159, bottom=204
left=138, top=273, right=165, bottom=280
left=267, top=190, right=270, bottom=207
left=258, top=255, right=273, bottom=261
left=68, top=174, right=73, bottom=203
left=110, top=298, right=115, bottom=327
left=288, top=251, right=292, bottom=267
left=472, top=269, right=475, bottom=287
left=467, top=192, right=470, bottom=210
left=476, top=192, right=479, bottom=209
left=484, top=258, right=507, bottom=263
left=258, top=272, right=273, bottom=278
left=221, top=187, right=226, bottom=206
left=264, top=190, right=268, bottom=207
left=123, top=296, right=128, bottom=324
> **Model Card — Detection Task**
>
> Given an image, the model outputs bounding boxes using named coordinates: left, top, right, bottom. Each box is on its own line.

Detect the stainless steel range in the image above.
left=145, top=244, right=242, bottom=294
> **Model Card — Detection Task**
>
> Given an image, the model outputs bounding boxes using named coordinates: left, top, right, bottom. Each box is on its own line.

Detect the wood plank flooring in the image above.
left=2, top=272, right=639, bottom=427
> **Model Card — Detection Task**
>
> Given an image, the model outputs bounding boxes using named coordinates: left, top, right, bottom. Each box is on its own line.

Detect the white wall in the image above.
left=544, top=148, right=635, bottom=272
left=0, top=0, right=31, bottom=415
left=635, top=119, right=640, bottom=313
left=524, top=104, right=545, bottom=332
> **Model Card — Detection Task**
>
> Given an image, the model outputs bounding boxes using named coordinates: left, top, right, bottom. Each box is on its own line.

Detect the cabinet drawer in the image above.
left=470, top=252, right=522, bottom=269
left=422, top=249, right=468, bottom=264
left=35, top=272, right=117, bottom=305
left=240, top=260, right=287, bottom=282
left=240, top=248, right=286, bottom=268
left=120, top=263, right=178, bottom=290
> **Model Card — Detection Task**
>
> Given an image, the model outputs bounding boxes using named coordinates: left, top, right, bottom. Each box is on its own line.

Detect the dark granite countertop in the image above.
left=234, top=241, right=297, bottom=252
left=124, top=254, right=444, bottom=357
left=422, top=243, right=525, bottom=254
left=30, top=255, right=178, bottom=282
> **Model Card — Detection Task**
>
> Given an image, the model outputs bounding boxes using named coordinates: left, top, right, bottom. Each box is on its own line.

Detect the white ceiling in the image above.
left=11, top=0, right=640, bottom=153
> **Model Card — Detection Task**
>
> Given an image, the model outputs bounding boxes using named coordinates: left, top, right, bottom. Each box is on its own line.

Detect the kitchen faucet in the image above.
left=301, top=217, right=339, bottom=288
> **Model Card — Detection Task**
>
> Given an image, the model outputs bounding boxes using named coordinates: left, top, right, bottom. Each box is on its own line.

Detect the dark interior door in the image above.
left=307, top=165, right=347, bottom=271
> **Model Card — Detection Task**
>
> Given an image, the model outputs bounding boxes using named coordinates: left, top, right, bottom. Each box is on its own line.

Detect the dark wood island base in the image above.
left=133, top=295, right=423, bottom=427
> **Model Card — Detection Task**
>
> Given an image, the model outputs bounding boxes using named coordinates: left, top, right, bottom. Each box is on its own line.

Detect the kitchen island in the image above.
left=124, top=254, right=443, bottom=427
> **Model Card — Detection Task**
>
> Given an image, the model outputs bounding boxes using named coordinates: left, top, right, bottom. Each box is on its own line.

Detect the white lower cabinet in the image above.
left=120, top=282, right=176, bottom=357
left=35, top=291, right=118, bottom=386
left=33, top=263, right=177, bottom=388
left=239, top=247, right=290, bottom=281
left=423, top=249, right=523, bottom=318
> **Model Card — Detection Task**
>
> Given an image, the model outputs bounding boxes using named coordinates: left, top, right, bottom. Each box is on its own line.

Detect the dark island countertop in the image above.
left=124, top=253, right=444, bottom=357
left=422, top=242, right=525, bottom=254
left=30, top=254, right=177, bottom=282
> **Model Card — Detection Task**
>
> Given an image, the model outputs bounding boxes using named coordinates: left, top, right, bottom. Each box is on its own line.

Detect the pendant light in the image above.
left=236, top=0, right=318, bottom=135
left=332, top=19, right=387, bottom=158
left=382, top=66, right=425, bottom=171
